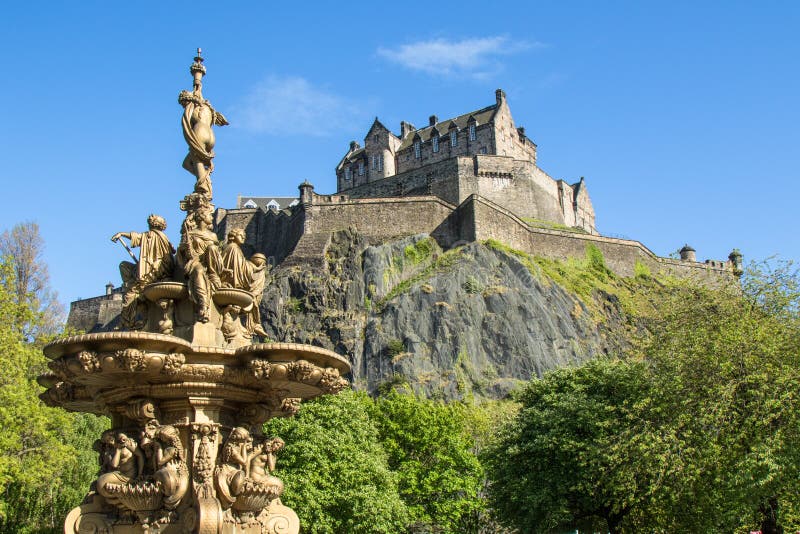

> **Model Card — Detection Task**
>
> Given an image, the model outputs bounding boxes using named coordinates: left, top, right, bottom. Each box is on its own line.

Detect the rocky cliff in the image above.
left=261, top=230, right=631, bottom=400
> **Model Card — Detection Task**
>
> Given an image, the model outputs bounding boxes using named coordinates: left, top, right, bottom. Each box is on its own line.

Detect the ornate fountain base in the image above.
left=40, top=333, right=349, bottom=534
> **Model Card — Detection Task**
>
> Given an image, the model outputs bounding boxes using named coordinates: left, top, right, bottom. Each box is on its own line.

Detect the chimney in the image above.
left=429, top=115, right=438, bottom=126
left=400, top=121, right=416, bottom=139
left=349, top=140, right=360, bottom=152
left=517, top=127, right=526, bottom=140
left=495, top=88, right=506, bottom=105
left=105, top=282, right=114, bottom=296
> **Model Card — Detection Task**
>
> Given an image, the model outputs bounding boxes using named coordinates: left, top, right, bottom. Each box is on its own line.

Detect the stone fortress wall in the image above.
left=67, top=284, right=123, bottom=333
left=215, top=183, right=736, bottom=284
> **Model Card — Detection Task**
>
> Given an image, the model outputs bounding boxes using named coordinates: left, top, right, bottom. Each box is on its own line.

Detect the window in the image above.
left=378, top=154, right=384, bottom=171
left=358, top=161, right=365, bottom=176
left=345, top=167, right=352, bottom=180
left=432, top=135, right=439, bottom=153
left=414, top=140, right=421, bottom=159
left=242, top=199, right=258, bottom=209
left=469, top=123, right=476, bottom=141
left=480, top=147, right=487, bottom=154
left=450, top=131, right=457, bottom=147
left=371, top=155, right=377, bottom=169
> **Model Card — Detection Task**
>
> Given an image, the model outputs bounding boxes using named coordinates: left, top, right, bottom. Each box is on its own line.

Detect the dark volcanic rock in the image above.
left=261, top=230, right=615, bottom=400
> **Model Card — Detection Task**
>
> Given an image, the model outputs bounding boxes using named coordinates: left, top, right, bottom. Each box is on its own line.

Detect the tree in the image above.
left=263, top=390, right=408, bottom=534
left=0, top=258, right=108, bottom=532
left=485, top=262, right=800, bottom=533
left=635, top=262, right=800, bottom=533
left=484, top=358, right=670, bottom=533
left=371, top=390, right=485, bottom=533
left=0, top=222, right=63, bottom=339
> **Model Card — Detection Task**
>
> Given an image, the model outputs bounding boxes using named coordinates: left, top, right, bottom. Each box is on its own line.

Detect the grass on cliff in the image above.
left=485, top=239, right=664, bottom=323
left=376, top=245, right=464, bottom=310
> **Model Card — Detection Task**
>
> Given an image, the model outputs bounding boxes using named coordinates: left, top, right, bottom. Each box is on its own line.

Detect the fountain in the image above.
left=37, top=50, right=349, bottom=533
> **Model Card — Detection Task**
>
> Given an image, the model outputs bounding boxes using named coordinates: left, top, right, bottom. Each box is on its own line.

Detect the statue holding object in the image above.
left=111, top=214, right=175, bottom=330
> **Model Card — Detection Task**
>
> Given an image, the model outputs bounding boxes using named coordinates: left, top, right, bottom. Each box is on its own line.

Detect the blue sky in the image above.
left=1, top=1, right=798, bottom=305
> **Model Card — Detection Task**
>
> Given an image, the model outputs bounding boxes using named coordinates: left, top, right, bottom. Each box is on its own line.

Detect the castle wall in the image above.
left=67, top=291, right=123, bottom=333
left=215, top=207, right=306, bottom=266
left=342, top=155, right=593, bottom=233
left=304, top=194, right=459, bottom=247
left=462, top=195, right=733, bottom=282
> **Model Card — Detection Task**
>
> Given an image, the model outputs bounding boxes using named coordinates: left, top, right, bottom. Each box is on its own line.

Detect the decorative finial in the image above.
left=190, top=48, right=206, bottom=93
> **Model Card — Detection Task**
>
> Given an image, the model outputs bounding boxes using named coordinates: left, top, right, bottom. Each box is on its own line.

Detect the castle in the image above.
left=334, top=89, right=595, bottom=235
left=69, top=89, right=741, bottom=332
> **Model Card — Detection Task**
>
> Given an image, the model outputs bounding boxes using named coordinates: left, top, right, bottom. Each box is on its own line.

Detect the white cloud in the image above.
left=377, top=36, right=542, bottom=77
left=234, top=76, right=367, bottom=136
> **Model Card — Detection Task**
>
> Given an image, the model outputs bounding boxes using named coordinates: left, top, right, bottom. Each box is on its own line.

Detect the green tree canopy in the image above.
left=263, top=390, right=408, bottom=534
left=371, top=389, right=485, bottom=533
left=486, top=261, right=800, bottom=533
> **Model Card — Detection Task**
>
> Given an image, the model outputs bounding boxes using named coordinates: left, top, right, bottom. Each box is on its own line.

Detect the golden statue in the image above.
left=178, top=48, right=228, bottom=199
left=112, top=214, right=175, bottom=329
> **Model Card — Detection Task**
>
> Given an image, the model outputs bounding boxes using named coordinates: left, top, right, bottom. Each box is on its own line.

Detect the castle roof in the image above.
left=237, top=196, right=299, bottom=211
left=396, top=103, right=498, bottom=151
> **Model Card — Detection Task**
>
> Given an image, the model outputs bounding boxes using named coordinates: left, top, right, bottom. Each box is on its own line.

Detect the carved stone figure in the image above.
left=153, top=425, right=190, bottom=509
left=221, top=228, right=250, bottom=289
left=97, top=432, right=146, bottom=508
left=111, top=214, right=175, bottom=329
left=215, top=427, right=252, bottom=509
left=178, top=50, right=228, bottom=199
left=248, top=437, right=284, bottom=489
left=246, top=253, right=269, bottom=338
left=138, top=419, right=161, bottom=475
left=177, top=208, right=224, bottom=323
left=156, top=298, right=174, bottom=335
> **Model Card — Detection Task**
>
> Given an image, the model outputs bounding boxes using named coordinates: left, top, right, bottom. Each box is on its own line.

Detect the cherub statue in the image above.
left=96, top=431, right=145, bottom=507
left=178, top=51, right=228, bottom=200
left=111, top=214, right=175, bottom=330
left=138, top=419, right=161, bottom=476
left=153, top=425, right=190, bottom=509
left=215, top=427, right=252, bottom=508
left=247, top=437, right=285, bottom=490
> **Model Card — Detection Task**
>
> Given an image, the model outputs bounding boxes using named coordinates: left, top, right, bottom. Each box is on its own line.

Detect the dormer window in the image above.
left=267, top=199, right=280, bottom=210
left=432, top=135, right=439, bottom=153
left=243, top=199, right=258, bottom=209
left=414, top=139, right=421, bottom=159
left=450, top=131, right=457, bottom=147
left=358, top=161, right=365, bottom=176
left=469, top=123, right=476, bottom=141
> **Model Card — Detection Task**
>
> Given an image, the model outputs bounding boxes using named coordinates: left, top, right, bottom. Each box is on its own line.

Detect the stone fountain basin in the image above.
left=142, top=281, right=189, bottom=302
left=39, top=333, right=351, bottom=415
left=212, top=288, right=253, bottom=308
